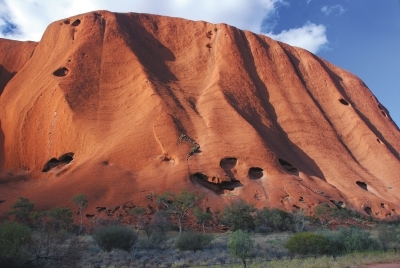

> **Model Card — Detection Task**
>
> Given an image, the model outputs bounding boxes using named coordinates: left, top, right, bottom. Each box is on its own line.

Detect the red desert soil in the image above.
left=0, top=11, right=399, bottom=225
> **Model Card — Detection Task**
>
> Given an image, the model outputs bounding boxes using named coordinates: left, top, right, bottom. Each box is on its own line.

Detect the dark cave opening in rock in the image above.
left=249, top=167, right=263, bottom=179
left=53, top=67, right=69, bottom=77
left=278, top=159, right=298, bottom=173
left=42, top=152, right=74, bottom=172
left=219, top=157, right=237, bottom=169
left=364, top=206, right=372, bottom=215
left=190, top=172, right=243, bottom=193
left=356, top=181, right=368, bottom=191
left=339, top=98, right=349, bottom=106
left=71, top=19, right=81, bottom=26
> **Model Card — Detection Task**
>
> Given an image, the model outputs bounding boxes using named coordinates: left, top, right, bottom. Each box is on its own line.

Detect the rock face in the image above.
left=0, top=11, right=399, bottom=221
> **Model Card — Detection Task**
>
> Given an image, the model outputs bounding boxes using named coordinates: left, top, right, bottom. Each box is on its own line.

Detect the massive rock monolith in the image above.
left=0, top=11, right=399, bottom=222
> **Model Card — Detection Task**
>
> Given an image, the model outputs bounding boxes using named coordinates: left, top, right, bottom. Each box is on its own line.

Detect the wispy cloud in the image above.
left=0, top=0, right=328, bottom=54
left=267, top=22, right=328, bottom=53
left=321, top=5, right=346, bottom=16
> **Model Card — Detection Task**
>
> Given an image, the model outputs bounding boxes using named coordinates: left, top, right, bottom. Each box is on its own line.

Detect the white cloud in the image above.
left=321, top=5, right=346, bottom=16
left=267, top=22, right=328, bottom=53
left=0, top=0, right=328, bottom=54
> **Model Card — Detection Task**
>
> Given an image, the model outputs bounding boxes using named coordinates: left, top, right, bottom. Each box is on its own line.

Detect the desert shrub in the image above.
left=175, top=232, right=213, bottom=251
left=377, top=224, right=399, bottom=251
left=220, top=199, right=255, bottom=231
left=254, top=207, right=294, bottom=233
left=137, top=232, right=167, bottom=249
left=285, top=232, right=330, bottom=257
left=27, top=230, right=87, bottom=268
left=336, top=227, right=379, bottom=253
left=143, top=210, right=171, bottom=237
left=0, top=222, right=32, bottom=266
left=93, top=225, right=137, bottom=252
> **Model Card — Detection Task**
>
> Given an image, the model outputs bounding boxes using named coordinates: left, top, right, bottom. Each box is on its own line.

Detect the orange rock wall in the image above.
left=0, top=11, right=399, bottom=222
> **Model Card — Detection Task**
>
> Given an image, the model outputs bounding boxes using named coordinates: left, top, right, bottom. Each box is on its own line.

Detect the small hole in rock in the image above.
left=381, top=111, right=387, bottom=117
left=299, top=197, right=304, bottom=202
left=71, top=19, right=81, bottom=26
left=364, top=206, right=372, bottom=215
left=278, top=159, right=298, bottom=173
left=53, top=67, right=69, bottom=77
left=249, top=167, right=263, bottom=179
left=339, top=98, right=349, bottom=106
left=293, top=204, right=300, bottom=209
left=377, top=138, right=382, bottom=144
left=96, top=207, right=106, bottom=212
left=220, top=157, right=237, bottom=169
left=381, top=203, right=385, bottom=208
left=356, top=181, right=368, bottom=191
left=64, top=19, right=70, bottom=24
left=206, top=43, right=212, bottom=49
left=86, top=214, right=95, bottom=219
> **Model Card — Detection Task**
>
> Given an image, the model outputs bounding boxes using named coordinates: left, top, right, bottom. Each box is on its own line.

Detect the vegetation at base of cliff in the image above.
left=2, top=192, right=399, bottom=267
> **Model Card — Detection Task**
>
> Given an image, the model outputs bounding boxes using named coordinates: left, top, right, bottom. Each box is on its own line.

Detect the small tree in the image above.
left=47, top=207, right=74, bottom=231
left=227, top=230, right=254, bottom=268
left=220, top=199, right=255, bottom=231
left=8, top=197, right=34, bottom=224
left=72, top=194, right=88, bottom=234
left=293, top=209, right=306, bottom=232
left=193, top=207, right=212, bottom=233
left=130, top=206, right=147, bottom=229
left=157, top=189, right=201, bottom=234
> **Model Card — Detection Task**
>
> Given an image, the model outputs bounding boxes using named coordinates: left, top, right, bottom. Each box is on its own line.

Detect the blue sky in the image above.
left=0, top=0, right=399, bottom=126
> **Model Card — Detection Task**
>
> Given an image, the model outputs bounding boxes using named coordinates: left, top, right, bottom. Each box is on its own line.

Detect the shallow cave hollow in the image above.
left=219, top=157, right=238, bottom=169
left=356, top=181, right=368, bottom=191
left=339, top=98, right=349, bottom=106
left=248, top=167, right=263, bottom=179
left=42, top=152, right=74, bottom=172
left=278, top=159, right=298, bottom=173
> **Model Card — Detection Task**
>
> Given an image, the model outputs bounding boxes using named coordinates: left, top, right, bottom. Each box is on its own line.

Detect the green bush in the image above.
left=254, top=208, right=294, bottom=233
left=137, top=232, right=167, bottom=249
left=0, top=222, right=32, bottom=265
left=336, top=227, right=379, bottom=253
left=175, top=232, right=213, bottom=251
left=285, top=232, right=330, bottom=257
left=93, top=225, right=138, bottom=252
left=220, top=199, right=255, bottom=231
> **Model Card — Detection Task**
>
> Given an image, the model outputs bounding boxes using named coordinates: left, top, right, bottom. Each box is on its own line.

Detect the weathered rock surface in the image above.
left=0, top=11, right=399, bottom=221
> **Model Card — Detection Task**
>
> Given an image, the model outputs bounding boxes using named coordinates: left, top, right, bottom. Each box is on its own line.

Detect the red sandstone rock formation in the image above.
left=0, top=11, right=399, bottom=222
